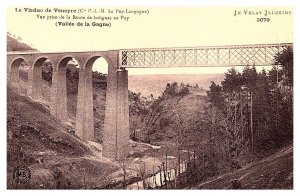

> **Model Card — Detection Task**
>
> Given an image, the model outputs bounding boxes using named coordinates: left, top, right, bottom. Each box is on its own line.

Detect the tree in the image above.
left=178, top=86, right=189, bottom=96
left=251, top=70, right=276, bottom=153
left=207, top=81, right=224, bottom=109
left=268, top=66, right=283, bottom=87
left=274, top=47, right=293, bottom=87
left=163, top=82, right=179, bottom=97
left=272, top=47, right=293, bottom=146
left=221, top=68, right=243, bottom=93
left=242, top=65, right=258, bottom=92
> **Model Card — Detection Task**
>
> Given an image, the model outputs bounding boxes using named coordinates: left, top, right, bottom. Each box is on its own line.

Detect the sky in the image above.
left=7, top=7, right=293, bottom=75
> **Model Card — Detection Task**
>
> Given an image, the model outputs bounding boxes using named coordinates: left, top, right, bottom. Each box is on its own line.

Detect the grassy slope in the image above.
left=195, top=145, right=293, bottom=189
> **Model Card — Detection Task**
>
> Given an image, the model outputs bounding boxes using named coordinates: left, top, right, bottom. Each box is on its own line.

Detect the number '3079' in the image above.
left=257, top=18, right=270, bottom=22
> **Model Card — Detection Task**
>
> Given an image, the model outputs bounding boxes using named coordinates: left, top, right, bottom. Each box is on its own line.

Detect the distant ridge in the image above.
left=128, top=74, right=224, bottom=97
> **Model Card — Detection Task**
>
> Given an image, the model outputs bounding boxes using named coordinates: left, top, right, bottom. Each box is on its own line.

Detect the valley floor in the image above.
left=7, top=86, right=293, bottom=189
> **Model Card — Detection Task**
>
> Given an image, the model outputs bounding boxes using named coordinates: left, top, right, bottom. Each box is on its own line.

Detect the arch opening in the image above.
left=56, top=57, right=81, bottom=123
left=41, top=58, right=54, bottom=103
left=10, top=58, right=28, bottom=94
left=18, top=60, right=29, bottom=94
left=30, top=57, right=54, bottom=102
left=83, top=56, right=108, bottom=142
left=41, top=59, right=53, bottom=85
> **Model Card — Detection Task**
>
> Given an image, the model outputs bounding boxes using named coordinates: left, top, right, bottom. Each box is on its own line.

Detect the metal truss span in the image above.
left=119, top=43, right=292, bottom=68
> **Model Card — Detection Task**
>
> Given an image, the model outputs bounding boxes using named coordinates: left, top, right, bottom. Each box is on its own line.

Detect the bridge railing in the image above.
left=119, top=43, right=292, bottom=68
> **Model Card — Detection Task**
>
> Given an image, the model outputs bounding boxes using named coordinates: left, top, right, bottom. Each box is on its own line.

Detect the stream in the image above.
left=127, top=162, right=187, bottom=189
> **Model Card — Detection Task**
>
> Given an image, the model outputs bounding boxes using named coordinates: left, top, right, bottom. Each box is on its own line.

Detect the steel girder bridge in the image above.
left=119, top=43, right=292, bottom=68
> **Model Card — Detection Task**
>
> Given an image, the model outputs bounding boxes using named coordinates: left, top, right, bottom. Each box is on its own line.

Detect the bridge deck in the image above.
left=119, top=43, right=292, bottom=67
left=7, top=43, right=293, bottom=67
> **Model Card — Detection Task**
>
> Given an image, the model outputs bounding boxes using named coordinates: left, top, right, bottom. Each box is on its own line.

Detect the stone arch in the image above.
left=9, top=57, right=28, bottom=91
left=85, top=55, right=110, bottom=70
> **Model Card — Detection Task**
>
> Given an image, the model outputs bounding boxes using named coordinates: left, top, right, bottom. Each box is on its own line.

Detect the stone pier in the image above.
left=103, top=51, right=130, bottom=160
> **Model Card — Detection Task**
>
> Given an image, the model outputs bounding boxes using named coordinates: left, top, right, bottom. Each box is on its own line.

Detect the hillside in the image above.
left=7, top=85, right=120, bottom=188
left=195, top=145, right=293, bottom=189
left=7, top=85, right=181, bottom=189
left=17, top=64, right=108, bottom=142
left=7, top=34, right=36, bottom=51
left=144, top=92, right=208, bottom=146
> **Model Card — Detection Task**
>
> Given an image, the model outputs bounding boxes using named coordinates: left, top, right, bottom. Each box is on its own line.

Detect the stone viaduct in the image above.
left=7, top=43, right=292, bottom=160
